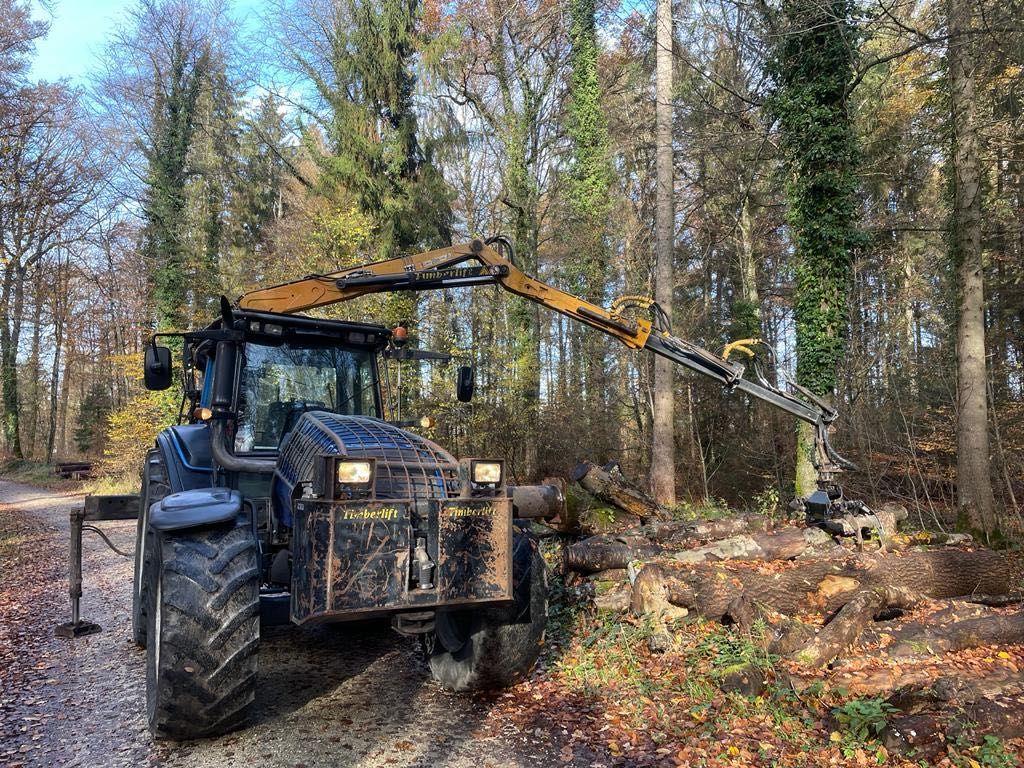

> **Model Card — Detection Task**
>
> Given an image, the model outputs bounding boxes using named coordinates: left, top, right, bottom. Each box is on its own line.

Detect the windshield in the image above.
left=235, top=342, right=378, bottom=452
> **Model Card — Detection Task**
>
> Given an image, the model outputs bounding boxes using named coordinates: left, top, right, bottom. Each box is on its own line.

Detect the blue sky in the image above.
left=30, top=0, right=267, bottom=84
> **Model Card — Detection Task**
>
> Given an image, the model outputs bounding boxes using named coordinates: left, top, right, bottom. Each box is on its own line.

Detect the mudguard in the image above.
left=156, top=424, right=214, bottom=493
left=149, top=488, right=242, bottom=532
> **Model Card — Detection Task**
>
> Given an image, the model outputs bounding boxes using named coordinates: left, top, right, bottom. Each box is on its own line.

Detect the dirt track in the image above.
left=0, top=480, right=589, bottom=768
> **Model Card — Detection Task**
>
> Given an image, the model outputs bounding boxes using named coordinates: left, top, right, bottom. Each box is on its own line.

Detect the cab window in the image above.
left=234, top=342, right=378, bottom=452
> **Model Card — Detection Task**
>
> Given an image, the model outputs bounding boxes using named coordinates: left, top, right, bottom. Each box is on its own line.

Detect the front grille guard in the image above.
left=273, top=413, right=459, bottom=526
left=324, top=416, right=460, bottom=499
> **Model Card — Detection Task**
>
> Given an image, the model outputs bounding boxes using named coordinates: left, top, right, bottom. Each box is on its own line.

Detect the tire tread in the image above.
left=148, top=516, right=259, bottom=739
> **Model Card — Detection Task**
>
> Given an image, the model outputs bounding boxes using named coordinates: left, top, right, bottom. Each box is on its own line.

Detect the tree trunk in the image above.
left=948, top=0, right=996, bottom=535
left=58, top=334, right=73, bottom=457
left=630, top=549, right=1024, bottom=621
left=46, top=313, right=63, bottom=463
left=573, top=461, right=667, bottom=522
left=734, top=190, right=762, bottom=340
left=794, top=422, right=818, bottom=498
left=25, top=266, right=43, bottom=459
left=0, top=263, right=26, bottom=459
left=650, top=0, right=675, bottom=506
left=46, top=259, right=69, bottom=462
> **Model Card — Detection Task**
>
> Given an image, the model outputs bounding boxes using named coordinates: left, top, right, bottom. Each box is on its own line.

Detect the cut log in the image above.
left=890, top=607, right=1024, bottom=657
left=789, top=586, right=920, bottom=668
left=718, top=663, right=766, bottom=697
left=813, top=661, right=1024, bottom=698
left=565, top=526, right=835, bottom=574
left=565, top=535, right=668, bottom=573
left=959, top=593, right=1024, bottom=607
left=887, top=670, right=1024, bottom=714
left=823, top=502, right=908, bottom=542
left=572, top=461, right=667, bottom=522
left=891, top=531, right=974, bottom=548
left=671, top=527, right=835, bottom=564
left=631, top=516, right=769, bottom=543
left=629, top=549, right=1024, bottom=621
left=592, top=582, right=631, bottom=613
left=883, top=696, right=1024, bottom=757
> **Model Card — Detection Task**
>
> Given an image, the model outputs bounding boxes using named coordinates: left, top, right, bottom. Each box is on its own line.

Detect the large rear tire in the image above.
left=146, top=514, right=260, bottom=739
left=132, top=449, right=169, bottom=647
left=425, top=532, right=547, bottom=691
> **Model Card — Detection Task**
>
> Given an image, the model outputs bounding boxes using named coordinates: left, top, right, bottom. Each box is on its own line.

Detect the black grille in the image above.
left=273, top=413, right=458, bottom=525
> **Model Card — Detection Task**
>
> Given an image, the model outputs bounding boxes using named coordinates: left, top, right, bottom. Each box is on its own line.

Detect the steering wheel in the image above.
left=276, top=400, right=329, bottom=444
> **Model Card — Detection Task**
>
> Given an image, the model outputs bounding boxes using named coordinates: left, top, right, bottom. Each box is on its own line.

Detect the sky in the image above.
left=30, top=0, right=267, bottom=84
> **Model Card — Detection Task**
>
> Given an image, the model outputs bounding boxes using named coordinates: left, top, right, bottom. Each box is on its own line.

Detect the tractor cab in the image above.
left=143, top=309, right=391, bottom=494
left=174, top=310, right=389, bottom=433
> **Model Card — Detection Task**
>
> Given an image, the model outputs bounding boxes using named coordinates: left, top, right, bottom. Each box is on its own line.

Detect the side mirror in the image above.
left=144, top=345, right=173, bottom=391
left=456, top=365, right=474, bottom=403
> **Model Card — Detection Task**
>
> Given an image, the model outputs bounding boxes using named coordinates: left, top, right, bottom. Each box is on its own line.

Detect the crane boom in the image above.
left=239, top=237, right=859, bottom=517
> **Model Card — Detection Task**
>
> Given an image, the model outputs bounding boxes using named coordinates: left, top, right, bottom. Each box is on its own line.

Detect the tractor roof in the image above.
left=185, top=309, right=391, bottom=362
left=231, top=309, right=391, bottom=349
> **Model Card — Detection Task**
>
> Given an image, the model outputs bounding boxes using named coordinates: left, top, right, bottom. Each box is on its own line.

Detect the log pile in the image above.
left=560, top=463, right=1024, bottom=752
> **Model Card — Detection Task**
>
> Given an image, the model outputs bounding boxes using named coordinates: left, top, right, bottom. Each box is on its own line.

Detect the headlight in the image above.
left=337, top=460, right=373, bottom=485
left=471, top=460, right=503, bottom=485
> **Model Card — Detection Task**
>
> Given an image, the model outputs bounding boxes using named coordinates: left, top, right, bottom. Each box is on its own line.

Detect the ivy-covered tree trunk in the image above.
left=566, top=0, right=613, bottom=447
left=0, top=264, right=25, bottom=459
left=769, top=0, right=861, bottom=497
left=947, top=0, right=996, bottom=535
left=142, top=34, right=207, bottom=330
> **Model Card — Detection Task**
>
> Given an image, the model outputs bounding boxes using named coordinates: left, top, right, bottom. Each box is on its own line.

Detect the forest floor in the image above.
left=516, top=566, right=1024, bottom=767
left=1, top=477, right=1022, bottom=767
left=0, top=479, right=591, bottom=768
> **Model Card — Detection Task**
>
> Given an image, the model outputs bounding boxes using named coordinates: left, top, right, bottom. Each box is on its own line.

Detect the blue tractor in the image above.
left=131, top=302, right=563, bottom=739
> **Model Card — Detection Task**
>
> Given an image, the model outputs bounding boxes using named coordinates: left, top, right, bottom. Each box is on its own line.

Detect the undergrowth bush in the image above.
left=96, top=353, right=179, bottom=490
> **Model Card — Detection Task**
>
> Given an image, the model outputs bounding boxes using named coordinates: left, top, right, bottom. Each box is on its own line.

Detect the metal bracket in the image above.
left=55, top=495, right=139, bottom=639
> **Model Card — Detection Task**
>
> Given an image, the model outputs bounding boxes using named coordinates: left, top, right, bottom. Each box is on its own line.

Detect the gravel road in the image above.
left=0, top=480, right=589, bottom=768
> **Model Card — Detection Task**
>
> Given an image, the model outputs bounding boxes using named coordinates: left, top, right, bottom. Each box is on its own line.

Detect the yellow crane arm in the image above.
left=239, top=239, right=654, bottom=349
left=238, top=238, right=853, bottom=484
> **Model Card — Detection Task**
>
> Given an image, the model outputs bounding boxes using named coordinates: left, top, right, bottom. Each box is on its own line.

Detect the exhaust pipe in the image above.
left=210, top=420, right=276, bottom=474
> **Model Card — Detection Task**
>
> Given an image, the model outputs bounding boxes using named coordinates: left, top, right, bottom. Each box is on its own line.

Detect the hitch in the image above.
left=55, top=495, right=139, bottom=639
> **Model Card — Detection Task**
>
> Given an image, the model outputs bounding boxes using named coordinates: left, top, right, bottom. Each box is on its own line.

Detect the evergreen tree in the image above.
left=74, top=383, right=112, bottom=455
left=768, top=0, right=863, bottom=496
left=312, top=0, right=451, bottom=257
left=185, top=52, right=239, bottom=319
left=231, top=94, right=288, bottom=259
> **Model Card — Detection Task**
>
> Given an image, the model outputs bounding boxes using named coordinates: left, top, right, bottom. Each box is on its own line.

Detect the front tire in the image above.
left=132, top=450, right=169, bottom=647
left=146, top=515, right=260, bottom=739
left=425, top=533, right=547, bottom=691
